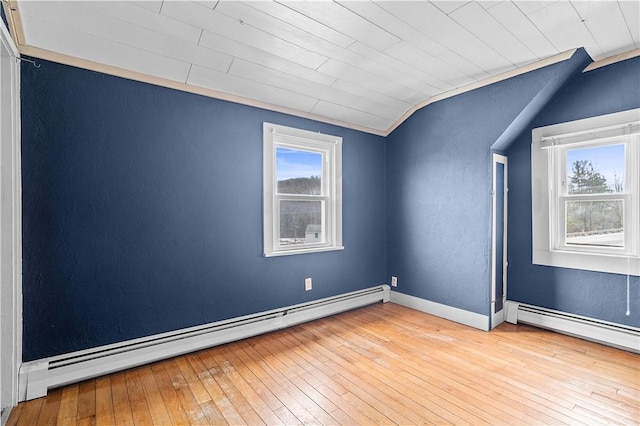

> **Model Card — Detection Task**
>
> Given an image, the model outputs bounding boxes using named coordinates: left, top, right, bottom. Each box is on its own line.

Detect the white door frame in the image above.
left=0, top=17, right=21, bottom=423
left=491, top=154, right=508, bottom=329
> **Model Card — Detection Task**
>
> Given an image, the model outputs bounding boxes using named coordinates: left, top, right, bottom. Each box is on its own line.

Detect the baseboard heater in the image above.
left=19, top=285, right=390, bottom=402
left=505, top=301, right=640, bottom=354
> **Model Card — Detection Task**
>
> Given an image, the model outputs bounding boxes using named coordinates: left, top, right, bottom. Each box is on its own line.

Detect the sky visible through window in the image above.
left=276, top=147, right=322, bottom=181
left=567, top=143, right=625, bottom=190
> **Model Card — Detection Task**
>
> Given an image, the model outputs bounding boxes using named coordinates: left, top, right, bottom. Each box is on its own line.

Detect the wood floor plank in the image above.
left=137, top=365, right=173, bottom=426
left=356, top=308, right=590, bottom=423
left=35, top=388, right=63, bottom=426
left=94, top=376, right=115, bottom=426
left=5, top=400, right=25, bottom=426
left=7, top=303, right=639, bottom=426
left=124, top=370, right=153, bottom=425
left=197, top=349, right=279, bottom=425
left=187, top=352, right=247, bottom=426
left=160, top=359, right=211, bottom=425
left=245, top=338, right=345, bottom=425
left=109, top=372, right=134, bottom=426
left=76, top=380, right=95, bottom=424
left=148, top=363, right=191, bottom=426
left=56, top=384, right=79, bottom=425
left=293, top=319, right=489, bottom=424
left=15, top=396, right=42, bottom=426
left=252, top=336, right=359, bottom=425
left=236, top=342, right=319, bottom=424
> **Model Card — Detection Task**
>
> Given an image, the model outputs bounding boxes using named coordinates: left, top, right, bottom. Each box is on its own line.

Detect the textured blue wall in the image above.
left=21, top=60, right=387, bottom=361
left=384, top=60, right=578, bottom=317
left=506, top=56, right=640, bottom=327
left=22, top=52, right=639, bottom=362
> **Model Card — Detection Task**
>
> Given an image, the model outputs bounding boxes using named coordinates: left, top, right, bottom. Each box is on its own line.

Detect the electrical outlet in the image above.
left=305, top=277, right=312, bottom=291
left=391, top=276, right=398, bottom=287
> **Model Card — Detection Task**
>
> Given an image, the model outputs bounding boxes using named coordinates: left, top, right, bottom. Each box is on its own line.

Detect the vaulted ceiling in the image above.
left=5, top=1, right=640, bottom=135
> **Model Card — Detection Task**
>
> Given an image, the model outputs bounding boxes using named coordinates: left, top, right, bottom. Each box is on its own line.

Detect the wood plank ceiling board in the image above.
left=227, top=58, right=403, bottom=121
left=82, top=2, right=202, bottom=45
left=18, top=12, right=191, bottom=83
left=486, top=1, right=558, bottom=60
left=512, top=1, right=556, bottom=16
left=311, top=100, right=396, bottom=131
left=618, top=1, right=640, bottom=47
left=198, top=31, right=336, bottom=87
left=317, top=59, right=419, bottom=102
left=526, top=2, right=604, bottom=60
left=226, top=1, right=356, bottom=49
left=277, top=0, right=401, bottom=51
left=578, top=5, right=637, bottom=57
left=30, top=2, right=234, bottom=74
left=187, top=64, right=319, bottom=113
left=336, top=0, right=448, bottom=57
left=449, top=2, right=537, bottom=67
left=375, top=1, right=515, bottom=74
left=8, top=0, right=640, bottom=135
left=346, top=42, right=443, bottom=96
left=384, top=41, right=472, bottom=89
left=126, top=1, right=163, bottom=14
left=431, top=1, right=470, bottom=15
left=161, top=1, right=328, bottom=70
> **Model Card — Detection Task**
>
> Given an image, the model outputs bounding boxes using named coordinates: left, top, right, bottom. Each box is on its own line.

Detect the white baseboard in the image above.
left=1, top=407, right=11, bottom=426
left=505, top=301, right=640, bottom=353
left=19, top=285, right=390, bottom=401
left=390, top=291, right=490, bottom=331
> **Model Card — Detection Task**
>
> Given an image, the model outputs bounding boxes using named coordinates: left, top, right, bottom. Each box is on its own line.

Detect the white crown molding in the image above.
left=583, top=48, right=640, bottom=73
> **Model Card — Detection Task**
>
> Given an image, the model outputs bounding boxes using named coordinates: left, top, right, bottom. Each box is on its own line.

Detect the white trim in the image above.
left=0, top=15, right=21, bottom=419
left=390, top=291, right=489, bottom=331
left=263, top=122, right=342, bottom=257
left=583, top=48, right=640, bottom=73
left=19, top=285, right=390, bottom=401
left=532, top=109, right=640, bottom=275
left=504, top=301, right=640, bottom=354
left=491, top=154, right=508, bottom=330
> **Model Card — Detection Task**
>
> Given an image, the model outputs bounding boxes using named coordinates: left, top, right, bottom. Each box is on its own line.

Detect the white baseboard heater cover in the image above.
left=19, top=285, right=390, bottom=401
left=505, top=301, right=640, bottom=354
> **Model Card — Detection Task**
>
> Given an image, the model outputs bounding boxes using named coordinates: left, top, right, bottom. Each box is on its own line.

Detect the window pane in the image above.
left=279, top=200, right=324, bottom=245
left=566, top=200, right=624, bottom=247
left=566, top=144, right=625, bottom=194
left=276, top=147, right=322, bottom=195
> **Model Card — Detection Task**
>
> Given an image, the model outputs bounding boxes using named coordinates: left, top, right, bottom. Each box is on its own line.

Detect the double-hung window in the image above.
left=263, top=123, right=343, bottom=257
left=532, top=109, right=640, bottom=275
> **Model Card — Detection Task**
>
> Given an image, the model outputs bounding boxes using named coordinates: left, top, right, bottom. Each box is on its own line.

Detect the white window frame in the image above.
left=532, top=109, right=640, bottom=276
left=263, top=122, right=343, bottom=257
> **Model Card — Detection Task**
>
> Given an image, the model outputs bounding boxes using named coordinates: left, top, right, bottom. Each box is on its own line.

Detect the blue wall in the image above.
left=506, top=56, right=640, bottom=327
left=384, top=57, right=586, bottom=317
left=21, top=52, right=640, bottom=362
left=21, top=60, right=387, bottom=361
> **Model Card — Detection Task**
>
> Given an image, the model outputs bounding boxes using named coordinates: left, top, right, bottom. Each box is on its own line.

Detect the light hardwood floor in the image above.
left=7, top=303, right=640, bottom=425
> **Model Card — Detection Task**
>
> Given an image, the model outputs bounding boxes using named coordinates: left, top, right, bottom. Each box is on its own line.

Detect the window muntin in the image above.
left=531, top=109, right=640, bottom=276
left=264, top=123, right=343, bottom=257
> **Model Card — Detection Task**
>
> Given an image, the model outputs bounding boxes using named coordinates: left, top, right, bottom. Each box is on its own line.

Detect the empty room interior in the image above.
left=0, top=1, right=639, bottom=425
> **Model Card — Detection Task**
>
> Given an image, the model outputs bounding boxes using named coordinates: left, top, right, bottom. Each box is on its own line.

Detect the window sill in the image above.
left=533, top=249, right=639, bottom=276
left=264, top=245, right=345, bottom=257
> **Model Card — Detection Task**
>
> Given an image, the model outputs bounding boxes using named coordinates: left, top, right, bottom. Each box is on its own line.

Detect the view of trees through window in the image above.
left=565, top=144, right=625, bottom=247
left=276, top=147, right=323, bottom=245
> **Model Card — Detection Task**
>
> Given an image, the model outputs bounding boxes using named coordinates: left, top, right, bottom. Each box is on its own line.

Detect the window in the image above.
left=263, top=123, right=343, bottom=257
left=532, top=109, right=639, bottom=275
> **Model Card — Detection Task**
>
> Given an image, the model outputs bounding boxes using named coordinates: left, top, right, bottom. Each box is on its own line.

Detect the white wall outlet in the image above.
left=305, top=277, right=312, bottom=291
left=391, top=276, right=398, bottom=287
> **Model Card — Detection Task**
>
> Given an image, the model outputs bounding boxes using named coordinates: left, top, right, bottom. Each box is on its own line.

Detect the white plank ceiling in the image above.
left=12, top=1, right=640, bottom=134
